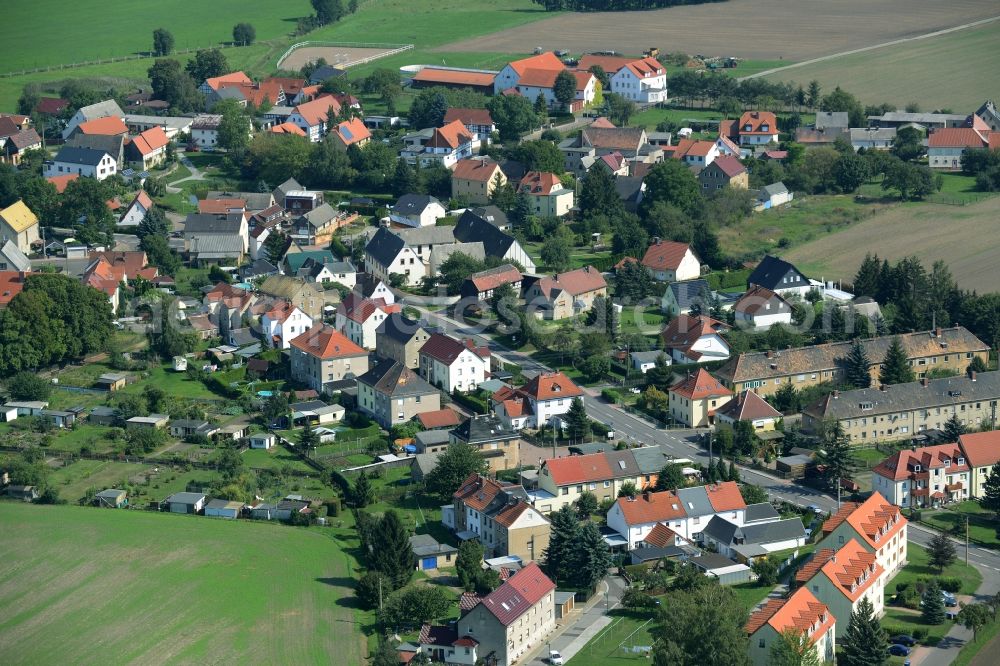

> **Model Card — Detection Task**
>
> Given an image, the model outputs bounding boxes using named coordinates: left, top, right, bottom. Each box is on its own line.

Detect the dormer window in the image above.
left=944, top=460, right=950, bottom=467
left=761, top=124, right=770, bottom=132
left=914, top=464, right=921, bottom=472
left=958, top=457, right=965, bottom=465
left=743, top=124, right=752, bottom=132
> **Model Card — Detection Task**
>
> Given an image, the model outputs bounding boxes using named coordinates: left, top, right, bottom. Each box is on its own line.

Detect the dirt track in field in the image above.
left=278, top=46, right=400, bottom=70
left=785, top=197, right=1000, bottom=293
left=438, top=0, right=999, bottom=61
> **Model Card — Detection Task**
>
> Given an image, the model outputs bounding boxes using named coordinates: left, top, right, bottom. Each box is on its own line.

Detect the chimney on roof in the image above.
left=880, top=384, right=888, bottom=392
left=643, top=490, right=651, bottom=502
left=935, top=327, right=942, bottom=338
left=969, top=369, right=977, bottom=381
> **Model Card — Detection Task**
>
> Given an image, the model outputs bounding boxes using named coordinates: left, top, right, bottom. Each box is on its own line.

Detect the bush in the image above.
left=938, top=578, right=962, bottom=593
left=912, top=628, right=928, bottom=641
left=601, top=388, right=623, bottom=403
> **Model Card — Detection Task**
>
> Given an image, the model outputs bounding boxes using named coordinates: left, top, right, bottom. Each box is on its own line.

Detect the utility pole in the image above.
left=966, top=515, right=970, bottom=566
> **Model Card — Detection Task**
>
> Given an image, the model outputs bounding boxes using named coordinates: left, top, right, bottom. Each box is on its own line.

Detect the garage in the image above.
left=410, top=534, right=458, bottom=571
left=421, top=556, right=438, bottom=570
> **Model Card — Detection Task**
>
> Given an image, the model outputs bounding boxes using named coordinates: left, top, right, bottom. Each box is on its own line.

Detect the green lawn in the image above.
left=240, top=445, right=315, bottom=473
left=119, top=363, right=222, bottom=401
left=567, top=610, right=656, bottom=666
left=881, top=606, right=952, bottom=647
left=718, top=191, right=898, bottom=262
left=48, top=460, right=151, bottom=504
left=618, top=306, right=664, bottom=337
left=0, top=503, right=361, bottom=664
left=730, top=582, right=775, bottom=612
left=892, top=543, right=982, bottom=596
left=921, top=502, right=999, bottom=549
left=44, top=424, right=121, bottom=455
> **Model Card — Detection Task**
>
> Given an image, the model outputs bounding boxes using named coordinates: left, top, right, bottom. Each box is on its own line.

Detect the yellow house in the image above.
left=715, top=390, right=783, bottom=431
left=452, top=157, right=505, bottom=205
left=0, top=200, right=39, bottom=255
left=668, top=368, right=733, bottom=427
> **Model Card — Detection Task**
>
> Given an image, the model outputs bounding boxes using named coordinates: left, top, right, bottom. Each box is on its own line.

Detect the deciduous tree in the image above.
left=152, top=28, right=174, bottom=56
left=650, top=583, right=751, bottom=666
left=424, top=441, right=488, bottom=500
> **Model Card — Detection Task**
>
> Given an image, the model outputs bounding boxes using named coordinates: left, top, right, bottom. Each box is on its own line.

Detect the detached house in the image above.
left=698, top=155, right=748, bottom=191
left=518, top=171, right=573, bottom=217
left=419, top=333, right=490, bottom=393
left=461, top=264, right=522, bottom=302
left=289, top=324, right=369, bottom=393
left=61, top=99, right=125, bottom=140
left=336, top=292, right=402, bottom=350
left=927, top=127, right=999, bottom=170
left=365, top=226, right=425, bottom=287
left=375, top=314, right=434, bottom=369
left=871, top=442, right=970, bottom=508
left=660, top=314, right=730, bottom=365
left=444, top=108, right=495, bottom=143
left=746, top=587, right=836, bottom=666
left=747, top=255, right=812, bottom=299
left=640, top=240, right=701, bottom=282
left=0, top=200, right=40, bottom=255
left=733, top=285, right=792, bottom=329
left=668, top=368, right=733, bottom=427
left=357, top=360, right=440, bottom=429
left=454, top=210, right=536, bottom=272
left=451, top=474, right=547, bottom=560
left=260, top=300, right=313, bottom=349
left=287, top=95, right=342, bottom=142
left=721, top=111, right=780, bottom=146
left=523, top=266, right=607, bottom=320
left=608, top=56, right=668, bottom=103
left=817, top=492, right=907, bottom=580
left=45, top=146, right=117, bottom=181
left=390, top=194, right=447, bottom=228
left=328, top=117, right=371, bottom=150
left=402, top=120, right=478, bottom=169
left=452, top=157, right=505, bottom=204
left=125, top=126, right=169, bottom=169
left=118, top=191, right=154, bottom=228
left=660, top=278, right=712, bottom=317
left=450, top=414, right=521, bottom=473
left=715, top=390, right=783, bottom=432
left=491, top=371, right=583, bottom=431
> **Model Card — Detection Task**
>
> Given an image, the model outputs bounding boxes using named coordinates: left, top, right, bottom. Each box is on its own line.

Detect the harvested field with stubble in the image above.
left=278, top=45, right=406, bottom=71
left=785, top=197, right=1000, bottom=293
left=0, top=503, right=360, bottom=666
left=439, top=0, right=999, bottom=61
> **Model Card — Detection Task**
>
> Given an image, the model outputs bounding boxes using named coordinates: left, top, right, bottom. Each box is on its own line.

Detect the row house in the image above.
left=802, top=369, right=1000, bottom=444
left=375, top=313, right=433, bottom=369
left=794, top=539, right=886, bottom=638
left=718, top=326, right=989, bottom=397
left=817, top=492, right=908, bottom=581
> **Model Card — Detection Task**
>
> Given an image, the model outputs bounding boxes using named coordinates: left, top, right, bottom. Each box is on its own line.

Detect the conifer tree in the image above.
left=845, top=338, right=873, bottom=389
left=979, top=462, right=1000, bottom=518
left=922, top=579, right=946, bottom=625
left=840, top=597, right=888, bottom=666
left=370, top=510, right=413, bottom=590
left=879, top=337, right=914, bottom=385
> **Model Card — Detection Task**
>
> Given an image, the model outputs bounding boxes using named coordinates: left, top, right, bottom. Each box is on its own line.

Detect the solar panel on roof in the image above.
left=341, top=126, right=353, bottom=140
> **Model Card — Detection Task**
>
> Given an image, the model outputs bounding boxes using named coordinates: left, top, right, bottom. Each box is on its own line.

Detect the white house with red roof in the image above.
left=640, top=239, right=701, bottom=282
left=927, top=126, right=1000, bottom=169
left=287, top=95, right=342, bottom=142
left=746, top=587, right=836, bottom=666
left=260, top=300, right=313, bottom=349
left=420, top=561, right=555, bottom=666
left=418, top=332, right=490, bottom=393
left=125, top=126, right=170, bottom=169
left=871, top=443, right=969, bottom=508
left=493, top=52, right=596, bottom=111
left=117, top=190, right=154, bottom=228
left=491, top=371, right=583, bottom=431
left=668, top=368, right=733, bottom=427
left=523, top=266, right=607, bottom=320
left=289, top=324, right=369, bottom=392
left=609, top=57, right=667, bottom=103
left=721, top=111, right=780, bottom=146
left=444, top=108, right=495, bottom=143
left=335, top=292, right=401, bottom=350
left=958, top=431, right=1000, bottom=499
left=667, top=138, right=720, bottom=169
left=733, top=285, right=792, bottom=329
left=660, top=314, right=731, bottom=365
left=795, top=538, right=885, bottom=637
left=518, top=171, right=573, bottom=217
left=328, top=117, right=371, bottom=151
left=817, top=492, right=907, bottom=579
left=402, top=119, right=479, bottom=169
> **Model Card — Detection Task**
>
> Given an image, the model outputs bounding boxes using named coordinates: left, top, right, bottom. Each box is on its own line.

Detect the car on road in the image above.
left=888, top=644, right=911, bottom=657
left=807, top=504, right=824, bottom=515
left=549, top=650, right=564, bottom=665
left=889, top=635, right=916, bottom=647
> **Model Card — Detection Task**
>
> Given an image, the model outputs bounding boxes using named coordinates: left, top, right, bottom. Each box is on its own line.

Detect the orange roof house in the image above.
left=429, top=120, right=474, bottom=150
left=668, top=368, right=733, bottom=427
left=412, top=68, right=496, bottom=91
left=819, top=492, right=907, bottom=576
left=203, top=71, right=252, bottom=92
left=330, top=116, right=372, bottom=149
left=640, top=240, right=700, bottom=281
left=289, top=324, right=366, bottom=359
left=76, top=116, right=128, bottom=137
left=746, top=587, right=835, bottom=663
left=0, top=271, right=29, bottom=307
left=660, top=314, right=730, bottom=364
left=47, top=174, right=80, bottom=194
left=270, top=121, right=307, bottom=137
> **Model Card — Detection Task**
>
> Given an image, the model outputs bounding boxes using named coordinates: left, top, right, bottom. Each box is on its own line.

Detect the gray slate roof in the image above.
left=703, top=515, right=805, bottom=546
left=469, top=205, right=509, bottom=228
left=761, top=182, right=788, bottom=197
left=675, top=485, right=715, bottom=518
left=454, top=210, right=517, bottom=259
left=0, top=240, right=30, bottom=271
left=450, top=414, right=513, bottom=445
left=668, top=279, right=710, bottom=312
left=357, top=360, right=436, bottom=398
left=393, top=225, right=457, bottom=247
left=376, top=313, right=431, bottom=345
left=53, top=145, right=110, bottom=166
left=814, top=112, right=848, bottom=130
left=183, top=213, right=244, bottom=235
left=747, top=255, right=809, bottom=291
left=165, top=492, right=206, bottom=505
left=744, top=502, right=781, bottom=523
left=393, top=194, right=442, bottom=216
left=415, top=429, right=450, bottom=449
left=78, top=99, right=124, bottom=121
left=190, top=235, right=243, bottom=256
left=806, top=370, right=1000, bottom=421
left=365, top=226, right=406, bottom=268
left=300, top=203, right=338, bottom=229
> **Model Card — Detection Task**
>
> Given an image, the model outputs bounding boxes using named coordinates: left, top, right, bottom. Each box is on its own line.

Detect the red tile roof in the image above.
left=705, top=481, right=747, bottom=512
left=641, top=240, right=694, bottom=272
left=716, top=390, right=782, bottom=422
left=417, top=407, right=462, bottom=429
left=130, top=126, right=169, bottom=156
left=453, top=157, right=502, bottom=183
left=412, top=68, right=495, bottom=88
left=453, top=473, right=506, bottom=511
left=444, top=108, right=493, bottom=127
left=520, top=371, right=584, bottom=401
left=338, top=293, right=400, bottom=324
left=477, top=561, right=555, bottom=627
left=958, top=431, right=1000, bottom=468
left=469, top=264, right=522, bottom=293
left=427, top=119, right=473, bottom=150
left=738, top=111, right=778, bottom=136
left=590, top=116, right=616, bottom=128
left=873, top=443, right=968, bottom=482
left=289, top=324, right=366, bottom=359
left=77, top=116, right=128, bottom=136
left=205, top=71, right=252, bottom=91
left=660, top=314, right=728, bottom=358
left=746, top=587, right=833, bottom=644
left=545, top=453, right=615, bottom=487
left=87, top=251, right=151, bottom=281
left=734, top=285, right=789, bottom=316
left=927, top=127, right=987, bottom=148
left=794, top=548, right=835, bottom=586
left=420, top=333, right=490, bottom=364
left=293, top=95, right=341, bottom=127
left=613, top=490, right=686, bottom=526
left=821, top=492, right=905, bottom=549
left=532, top=266, right=607, bottom=300
left=35, top=97, right=69, bottom=115
left=643, top=522, right=684, bottom=547
left=507, top=52, right=565, bottom=76
left=198, top=198, right=246, bottom=214
left=669, top=368, right=732, bottom=401
left=623, top=56, right=666, bottom=79
left=576, top=55, right=636, bottom=74
left=818, top=538, right=883, bottom=603
left=47, top=174, right=79, bottom=194
left=0, top=271, right=29, bottom=306
left=334, top=117, right=371, bottom=146
left=493, top=500, right=541, bottom=528
left=711, top=155, right=746, bottom=178
left=520, top=171, right=564, bottom=196
left=270, top=121, right=307, bottom=136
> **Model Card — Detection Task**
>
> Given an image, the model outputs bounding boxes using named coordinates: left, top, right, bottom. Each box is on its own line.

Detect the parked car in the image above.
left=943, top=591, right=958, bottom=607
left=888, top=644, right=911, bottom=657
left=549, top=650, right=564, bottom=665
left=889, top=635, right=916, bottom=647
left=807, top=504, right=824, bottom=515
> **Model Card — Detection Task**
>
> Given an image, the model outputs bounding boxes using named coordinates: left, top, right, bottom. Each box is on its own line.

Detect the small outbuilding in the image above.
left=126, top=414, right=169, bottom=430
left=95, top=488, right=128, bottom=508
left=410, top=534, right=459, bottom=570
left=5, top=485, right=39, bottom=501
left=88, top=406, right=119, bottom=426
left=249, top=433, right=276, bottom=449
left=204, top=498, right=243, bottom=519
left=554, top=591, right=576, bottom=619
left=163, top=491, right=206, bottom=514
left=96, top=372, right=131, bottom=391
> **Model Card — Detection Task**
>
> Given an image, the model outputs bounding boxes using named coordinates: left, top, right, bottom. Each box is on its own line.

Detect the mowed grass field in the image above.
left=0, top=0, right=312, bottom=73
left=785, top=196, right=1000, bottom=293
left=0, top=503, right=360, bottom=665
left=439, top=0, right=1000, bottom=61
left=764, top=20, right=1000, bottom=111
